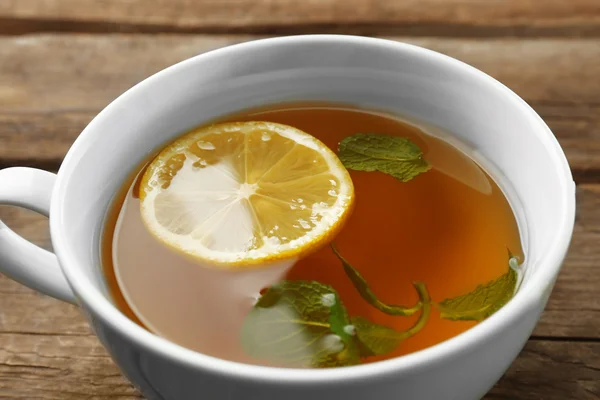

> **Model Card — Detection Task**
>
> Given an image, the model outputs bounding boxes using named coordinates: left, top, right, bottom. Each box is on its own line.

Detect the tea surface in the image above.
left=103, top=104, right=523, bottom=367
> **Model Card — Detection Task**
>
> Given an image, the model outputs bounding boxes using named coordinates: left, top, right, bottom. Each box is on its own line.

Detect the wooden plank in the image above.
left=0, top=35, right=242, bottom=113
left=0, top=184, right=599, bottom=338
left=2, top=35, right=599, bottom=111
left=1, top=35, right=599, bottom=174
left=0, top=111, right=93, bottom=170
left=0, top=0, right=599, bottom=37
left=0, top=331, right=597, bottom=399
left=486, top=340, right=600, bottom=400
left=0, top=333, right=141, bottom=399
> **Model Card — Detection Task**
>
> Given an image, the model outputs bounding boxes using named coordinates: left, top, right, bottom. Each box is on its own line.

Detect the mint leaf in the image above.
left=327, top=291, right=362, bottom=364
left=331, top=243, right=422, bottom=316
left=351, top=316, right=404, bottom=356
left=437, top=255, right=519, bottom=321
left=338, top=133, right=431, bottom=182
left=241, top=280, right=360, bottom=368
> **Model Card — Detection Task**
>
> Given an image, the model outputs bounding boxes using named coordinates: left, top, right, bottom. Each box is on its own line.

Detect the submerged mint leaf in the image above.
left=331, top=243, right=422, bottom=316
left=327, top=292, right=362, bottom=364
left=338, top=133, right=431, bottom=182
left=437, top=255, right=520, bottom=321
left=241, top=280, right=360, bottom=368
left=351, top=316, right=403, bottom=356
left=352, top=282, right=432, bottom=357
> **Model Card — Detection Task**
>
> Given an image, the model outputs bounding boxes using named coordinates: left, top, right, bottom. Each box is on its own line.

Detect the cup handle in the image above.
left=0, top=167, right=76, bottom=304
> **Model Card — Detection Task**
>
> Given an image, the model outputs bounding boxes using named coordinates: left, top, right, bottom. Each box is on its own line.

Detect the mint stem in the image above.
left=331, top=243, right=422, bottom=316
left=395, top=282, right=431, bottom=341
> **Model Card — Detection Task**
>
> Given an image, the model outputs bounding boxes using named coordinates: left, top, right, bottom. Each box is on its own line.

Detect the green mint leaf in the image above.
left=437, top=255, right=520, bottom=321
left=327, top=292, right=362, bottom=364
left=338, top=133, right=431, bottom=182
left=352, top=282, right=432, bottom=357
left=241, top=280, right=360, bottom=368
left=331, top=243, right=422, bottom=316
left=351, top=316, right=403, bottom=356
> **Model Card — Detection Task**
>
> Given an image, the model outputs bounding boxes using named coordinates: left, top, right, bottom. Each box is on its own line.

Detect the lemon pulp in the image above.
left=139, top=121, right=354, bottom=267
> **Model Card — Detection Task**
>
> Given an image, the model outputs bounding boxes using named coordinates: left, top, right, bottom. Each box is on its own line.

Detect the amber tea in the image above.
left=103, top=104, right=523, bottom=368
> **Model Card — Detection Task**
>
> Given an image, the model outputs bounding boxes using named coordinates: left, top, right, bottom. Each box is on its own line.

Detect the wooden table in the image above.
left=1, top=1, right=600, bottom=399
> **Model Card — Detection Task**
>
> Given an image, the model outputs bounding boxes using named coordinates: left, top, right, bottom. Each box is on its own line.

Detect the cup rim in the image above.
left=50, top=34, right=576, bottom=386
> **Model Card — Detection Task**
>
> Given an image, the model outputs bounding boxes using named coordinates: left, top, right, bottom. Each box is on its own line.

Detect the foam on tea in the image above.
left=102, top=103, right=524, bottom=368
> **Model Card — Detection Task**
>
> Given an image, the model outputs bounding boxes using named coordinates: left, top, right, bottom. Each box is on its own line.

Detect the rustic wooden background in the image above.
left=1, top=1, right=600, bottom=399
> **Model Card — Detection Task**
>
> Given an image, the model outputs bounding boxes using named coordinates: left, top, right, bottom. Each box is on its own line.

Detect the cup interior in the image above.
left=52, top=35, right=575, bottom=370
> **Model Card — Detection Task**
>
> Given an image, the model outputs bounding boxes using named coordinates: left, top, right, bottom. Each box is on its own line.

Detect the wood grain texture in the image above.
left=1, top=0, right=599, bottom=37
left=0, top=333, right=141, bottom=399
left=2, top=35, right=599, bottom=111
left=1, top=35, right=599, bottom=175
left=486, top=340, right=600, bottom=400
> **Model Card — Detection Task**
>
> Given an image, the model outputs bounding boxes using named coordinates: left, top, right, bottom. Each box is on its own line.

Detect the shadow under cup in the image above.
left=51, top=37, right=575, bottom=399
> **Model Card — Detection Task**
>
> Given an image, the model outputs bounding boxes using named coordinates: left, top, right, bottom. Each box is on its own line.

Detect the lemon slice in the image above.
left=139, top=121, right=354, bottom=267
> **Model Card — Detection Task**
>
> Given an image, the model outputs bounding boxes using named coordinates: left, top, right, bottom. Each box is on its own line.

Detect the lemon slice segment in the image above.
left=139, top=121, right=354, bottom=267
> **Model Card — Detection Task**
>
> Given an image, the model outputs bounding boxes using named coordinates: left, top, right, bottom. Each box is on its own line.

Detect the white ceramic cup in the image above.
left=0, top=35, right=575, bottom=399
